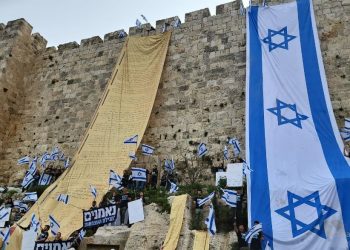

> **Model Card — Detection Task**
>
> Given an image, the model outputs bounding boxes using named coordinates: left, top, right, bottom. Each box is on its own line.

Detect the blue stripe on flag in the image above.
left=49, top=215, right=60, bottom=226
left=297, top=0, right=350, bottom=246
left=248, top=6, right=273, bottom=246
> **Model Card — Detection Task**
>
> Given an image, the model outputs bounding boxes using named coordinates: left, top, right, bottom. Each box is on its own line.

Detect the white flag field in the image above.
left=246, top=0, right=350, bottom=249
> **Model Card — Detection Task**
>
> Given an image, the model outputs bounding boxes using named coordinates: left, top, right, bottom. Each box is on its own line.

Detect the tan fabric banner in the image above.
left=162, top=194, right=188, bottom=250
left=192, top=231, right=210, bottom=250
left=8, top=32, right=171, bottom=248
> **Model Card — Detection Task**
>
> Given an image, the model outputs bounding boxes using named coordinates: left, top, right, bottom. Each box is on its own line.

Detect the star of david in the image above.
left=262, top=26, right=296, bottom=52
left=267, top=99, right=308, bottom=129
left=275, top=191, right=337, bottom=239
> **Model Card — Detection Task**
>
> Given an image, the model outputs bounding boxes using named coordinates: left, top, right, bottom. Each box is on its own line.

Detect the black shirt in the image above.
left=37, top=231, right=49, bottom=242
left=237, top=231, right=248, bottom=248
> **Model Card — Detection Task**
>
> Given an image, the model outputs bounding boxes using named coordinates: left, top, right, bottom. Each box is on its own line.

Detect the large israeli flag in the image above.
left=246, top=0, right=350, bottom=249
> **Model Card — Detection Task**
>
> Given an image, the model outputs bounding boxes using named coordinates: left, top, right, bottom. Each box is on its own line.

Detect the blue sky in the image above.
left=0, top=0, right=236, bottom=46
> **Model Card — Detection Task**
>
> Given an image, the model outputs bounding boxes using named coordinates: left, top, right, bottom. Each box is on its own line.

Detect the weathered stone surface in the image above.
left=0, top=0, right=349, bottom=184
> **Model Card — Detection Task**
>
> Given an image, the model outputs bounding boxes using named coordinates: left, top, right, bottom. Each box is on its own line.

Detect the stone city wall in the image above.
left=0, top=0, right=349, bottom=184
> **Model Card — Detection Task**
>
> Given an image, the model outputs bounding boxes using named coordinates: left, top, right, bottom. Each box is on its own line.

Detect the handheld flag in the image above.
left=49, top=215, right=60, bottom=236
left=38, top=173, right=52, bottom=186
left=198, top=143, right=208, bottom=157
left=21, top=173, right=35, bottom=189
left=131, top=167, right=147, bottom=182
left=0, top=207, right=10, bottom=221
left=23, top=192, right=38, bottom=202
left=224, top=145, right=229, bottom=160
left=19, top=202, right=28, bottom=212
left=136, top=19, right=142, bottom=28
left=141, top=144, right=155, bottom=156
left=90, top=185, right=97, bottom=199
left=109, top=170, right=122, bottom=189
left=28, top=157, right=37, bottom=175
left=345, top=118, right=350, bottom=130
left=228, top=138, right=241, bottom=156
left=141, top=14, right=148, bottom=23
left=169, top=181, right=179, bottom=194
left=128, top=152, right=137, bottom=161
left=64, top=157, right=70, bottom=168
left=220, top=188, right=237, bottom=207
left=0, top=227, right=10, bottom=246
left=164, top=158, right=175, bottom=173
left=57, top=194, right=69, bottom=204
left=197, top=191, right=215, bottom=207
left=124, top=134, right=138, bottom=144
left=78, top=229, right=86, bottom=240
left=205, top=204, right=216, bottom=236
left=242, top=160, right=253, bottom=176
left=40, top=152, right=51, bottom=167
left=18, top=156, right=30, bottom=165
left=30, top=214, right=40, bottom=232
left=245, top=223, right=262, bottom=244
left=340, top=128, right=350, bottom=142
left=50, top=147, right=60, bottom=161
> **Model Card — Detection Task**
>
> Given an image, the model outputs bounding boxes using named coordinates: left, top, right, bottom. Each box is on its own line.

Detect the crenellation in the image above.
left=31, top=33, right=48, bottom=51
left=57, top=41, right=80, bottom=51
left=216, top=1, right=240, bottom=15
left=80, top=36, right=103, bottom=47
left=103, top=30, right=127, bottom=41
left=155, top=16, right=180, bottom=33
left=185, top=8, right=211, bottom=23
left=129, top=23, right=155, bottom=37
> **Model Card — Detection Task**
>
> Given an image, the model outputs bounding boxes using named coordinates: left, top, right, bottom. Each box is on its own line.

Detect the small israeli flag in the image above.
left=64, top=157, right=70, bottom=168
left=124, top=134, right=138, bottom=144
left=18, top=156, right=30, bottom=165
left=19, top=202, right=28, bottom=212
left=13, top=200, right=21, bottom=209
left=141, top=14, right=148, bottom=23
left=40, top=152, right=51, bottom=167
left=38, top=173, right=52, bottom=186
left=109, top=170, right=122, bottom=189
left=128, top=152, right=137, bottom=161
left=49, top=215, right=60, bottom=236
left=165, top=158, right=175, bottom=173
left=0, top=207, right=10, bottom=221
left=50, top=147, right=60, bottom=161
left=169, top=181, right=179, bottom=194
left=21, top=173, right=35, bottom=189
left=142, top=144, right=155, bottom=156
left=118, top=30, right=127, bottom=38
left=197, top=143, right=208, bottom=157
left=23, top=192, right=38, bottom=202
left=197, top=191, right=215, bottom=207
left=0, top=227, right=10, bottom=246
left=345, top=118, right=350, bottom=130
left=59, top=153, right=65, bottom=161
left=57, top=194, right=69, bottom=204
left=136, top=19, right=142, bottom=28
left=16, top=202, right=28, bottom=211
left=340, top=129, right=350, bottom=142
left=221, top=188, right=237, bottom=207
left=90, top=185, right=97, bottom=199
left=242, top=160, right=253, bottom=176
left=245, top=223, right=262, bottom=244
left=131, top=167, right=147, bottom=182
left=224, top=146, right=229, bottom=160
left=173, top=17, right=181, bottom=28
left=28, top=157, right=37, bottom=175
left=205, top=204, right=216, bottom=236
left=78, top=229, right=86, bottom=240
left=228, top=138, right=241, bottom=156
left=30, top=214, right=40, bottom=232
